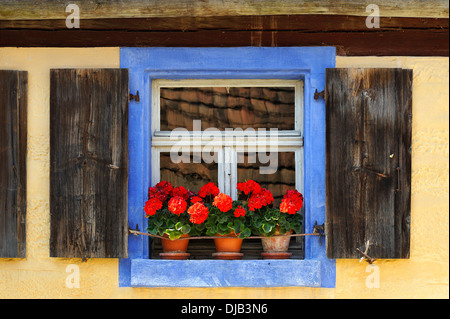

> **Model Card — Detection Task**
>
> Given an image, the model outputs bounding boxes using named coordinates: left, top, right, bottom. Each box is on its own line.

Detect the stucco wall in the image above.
left=0, top=48, right=448, bottom=298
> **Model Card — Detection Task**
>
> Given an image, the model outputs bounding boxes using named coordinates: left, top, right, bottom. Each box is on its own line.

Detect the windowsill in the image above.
left=130, top=259, right=321, bottom=287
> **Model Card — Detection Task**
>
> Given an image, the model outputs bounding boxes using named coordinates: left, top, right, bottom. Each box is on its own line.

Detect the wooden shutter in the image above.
left=325, top=68, right=412, bottom=259
left=50, top=69, right=128, bottom=258
left=0, top=70, right=27, bottom=258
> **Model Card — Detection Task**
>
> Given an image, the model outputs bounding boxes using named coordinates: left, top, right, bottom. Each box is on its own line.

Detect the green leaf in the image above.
left=262, top=223, right=273, bottom=233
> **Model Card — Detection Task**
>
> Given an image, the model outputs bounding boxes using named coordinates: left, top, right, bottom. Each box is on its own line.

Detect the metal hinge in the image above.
left=314, top=89, right=325, bottom=100
left=129, top=90, right=140, bottom=102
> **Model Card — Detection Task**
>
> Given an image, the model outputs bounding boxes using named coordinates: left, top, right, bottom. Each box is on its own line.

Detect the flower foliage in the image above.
left=145, top=179, right=303, bottom=239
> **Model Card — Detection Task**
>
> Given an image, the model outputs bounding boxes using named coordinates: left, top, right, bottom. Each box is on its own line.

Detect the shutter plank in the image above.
left=50, top=69, right=128, bottom=258
left=0, top=70, right=27, bottom=258
left=325, top=68, right=412, bottom=259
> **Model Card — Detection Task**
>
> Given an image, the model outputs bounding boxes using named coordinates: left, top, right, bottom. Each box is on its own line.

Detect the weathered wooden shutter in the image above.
left=0, top=70, right=27, bottom=258
left=50, top=69, right=129, bottom=258
left=325, top=68, right=412, bottom=259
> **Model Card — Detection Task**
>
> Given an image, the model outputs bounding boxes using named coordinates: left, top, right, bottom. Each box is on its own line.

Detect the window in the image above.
left=150, top=79, right=305, bottom=259
left=120, top=47, right=337, bottom=288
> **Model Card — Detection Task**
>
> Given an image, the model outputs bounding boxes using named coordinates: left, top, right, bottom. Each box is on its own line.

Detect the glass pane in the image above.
left=160, top=152, right=218, bottom=194
left=237, top=152, right=296, bottom=207
left=160, top=87, right=295, bottom=131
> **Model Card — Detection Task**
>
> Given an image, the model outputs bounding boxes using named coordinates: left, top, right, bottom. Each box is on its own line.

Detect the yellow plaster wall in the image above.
left=0, top=48, right=448, bottom=299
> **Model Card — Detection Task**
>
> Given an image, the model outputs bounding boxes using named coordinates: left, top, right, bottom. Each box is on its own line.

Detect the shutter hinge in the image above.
left=129, top=90, right=140, bottom=102
left=314, top=89, right=325, bottom=100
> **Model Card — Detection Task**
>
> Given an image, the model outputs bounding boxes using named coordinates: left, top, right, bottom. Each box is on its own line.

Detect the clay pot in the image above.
left=260, top=229, right=292, bottom=259
left=213, top=231, right=243, bottom=259
left=160, top=233, right=190, bottom=260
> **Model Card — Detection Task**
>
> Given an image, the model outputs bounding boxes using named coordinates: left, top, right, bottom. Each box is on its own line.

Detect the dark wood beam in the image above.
left=0, top=15, right=448, bottom=56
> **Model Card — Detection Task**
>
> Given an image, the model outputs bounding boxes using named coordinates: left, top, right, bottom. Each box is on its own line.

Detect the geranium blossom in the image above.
left=280, top=189, right=304, bottom=214
left=212, top=193, right=233, bottom=212
left=168, top=196, right=187, bottom=215
left=198, top=182, right=220, bottom=199
left=187, top=202, right=209, bottom=224
left=171, top=186, right=189, bottom=200
left=233, top=205, right=246, bottom=218
left=248, top=188, right=274, bottom=211
left=237, top=180, right=261, bottom=195
left=190, top=196, right=203, bottom=204
left=144, top=197, right=163, bottom=217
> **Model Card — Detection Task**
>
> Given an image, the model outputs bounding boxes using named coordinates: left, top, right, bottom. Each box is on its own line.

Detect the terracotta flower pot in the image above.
left=213, top=231, right=243, bottom=260
left=260, top=229, right=292, bottom=259
left=160, top=233, right=190, bottom=260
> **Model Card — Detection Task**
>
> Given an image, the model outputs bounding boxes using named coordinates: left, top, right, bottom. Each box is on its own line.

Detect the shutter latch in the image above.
left=356, top=240, right=376, bottom=264
left=313, top=221, right=325, bottom=245
left=314, top=89, right=325, bottom=100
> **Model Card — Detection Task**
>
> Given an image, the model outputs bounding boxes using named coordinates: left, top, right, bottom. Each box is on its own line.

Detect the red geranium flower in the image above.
left=190, top=196, right=203, bottom=204
left=280, top=189, right=304, bottom=214
left=155, top=181, right=173, bottom=193
left=171, top=186, right=189, bottom=200
left=233, top=205, right=246, bottom=218
left=237, top=180, right=261, bottom=195
left=248, top=188, right=273, bottom=211
left=213, top=193, right=233, bottom=212
left=198, top=182, right=220, bottom=199
left=148, top=180, right=173, bottom=203
left=144, top=197, right=163, bottom=217
left=187, top=202, right=209, bottom=224
left=168, top=196, right=187, bottom=215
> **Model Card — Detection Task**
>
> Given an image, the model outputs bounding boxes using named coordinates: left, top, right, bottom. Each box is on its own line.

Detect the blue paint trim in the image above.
left=119, top=47, right=336, bottom=288
left=131, top=259, right=321, bottom=288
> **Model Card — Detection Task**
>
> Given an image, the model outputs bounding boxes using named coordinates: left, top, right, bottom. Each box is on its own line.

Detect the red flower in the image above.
left=248, top=188, right=273, bottom=211
left=280, top=190, right=304, bottom=214
left=233, top=205, right=246, bottom=218
left=237, top=180, right=261, bottom=195
left=144, top=197, right=163, bottom=217
left=198, top=182, right=220, bottom=199
left=213, top=193, right=233, bottom=212
left=148, top=181, right=173, bottom=202
left=155, top=181, right=173, bottom=193
left=168, top=196, right=187, bottom=215
left=187, top=202, right=209, bottom=224
left=190, top=196, right=203, bottom=204
left=171, top=186, right=189, bottom=200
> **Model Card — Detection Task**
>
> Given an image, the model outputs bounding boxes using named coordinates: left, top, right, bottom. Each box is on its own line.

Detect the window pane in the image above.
left=160, top=87, right=295, bottom=131
left=237, top=152, right=296, bottom=207
left=160, top=152, right=218, bottom=193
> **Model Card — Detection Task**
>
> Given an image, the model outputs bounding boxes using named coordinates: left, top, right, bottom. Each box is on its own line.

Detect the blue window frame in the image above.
left=119, top=47, right=336, bottom=288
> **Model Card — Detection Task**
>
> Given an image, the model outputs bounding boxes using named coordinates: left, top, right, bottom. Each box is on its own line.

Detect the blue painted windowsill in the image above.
left=131, top=259, right=321, bottom=288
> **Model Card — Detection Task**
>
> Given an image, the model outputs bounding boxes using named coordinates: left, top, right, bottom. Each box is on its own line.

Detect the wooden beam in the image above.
left=0, top=15, right=448, bottom=56
left=0, top=0, right=448, bottom=20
